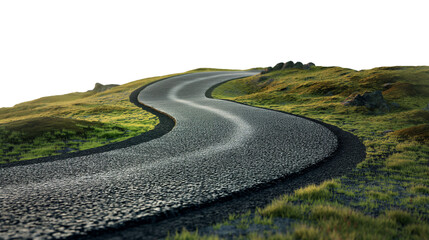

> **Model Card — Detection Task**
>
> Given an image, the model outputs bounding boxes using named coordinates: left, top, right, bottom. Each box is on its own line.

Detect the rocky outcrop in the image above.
left=272, top=62, right=284, bottom=71
left=303, top=62, right=315, bottom=70
left=92, top=83, right=119, bottom=93
left=343, top=91, right=390, bottom=112
left=283, top=61, right=295, bottom=69
left=261, top=61, right=315, bottom=74
left=294, top=62, right=304, bottom=69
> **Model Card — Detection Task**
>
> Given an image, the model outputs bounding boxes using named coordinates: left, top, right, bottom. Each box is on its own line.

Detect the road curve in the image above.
left=0, top=71, right=337, bottom=239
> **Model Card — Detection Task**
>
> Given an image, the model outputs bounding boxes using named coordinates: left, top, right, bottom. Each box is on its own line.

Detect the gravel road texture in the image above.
left=0, top=71, right=340, bottom=239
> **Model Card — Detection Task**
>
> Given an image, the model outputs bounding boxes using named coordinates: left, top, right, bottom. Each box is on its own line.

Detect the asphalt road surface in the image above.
left=0, top=71, right=338, bottom=239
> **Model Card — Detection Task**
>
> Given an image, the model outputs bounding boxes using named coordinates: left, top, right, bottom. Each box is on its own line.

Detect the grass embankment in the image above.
left=0, top=76, right=167, bottom=163
left=172, top=66, right=429, bottom=239
left=0, top=68, right=233, bottom=164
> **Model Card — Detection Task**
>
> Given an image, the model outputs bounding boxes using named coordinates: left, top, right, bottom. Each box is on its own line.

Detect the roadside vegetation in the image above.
left=0, top=68, right=231, bottom=164
left=172, top=65, right=429, bottom=239
left=3, top=64, right=428, bottom=238
left=0, top=76, right=163, bottom=163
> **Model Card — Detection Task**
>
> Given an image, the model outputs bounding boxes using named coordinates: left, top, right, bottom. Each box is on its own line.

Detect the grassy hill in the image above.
left=0, top=68, right=231, bottom=164
left=174, top=65, right=429, bottom=239
left=2, top=65, right=429, bottom=238
left=212, top=66, right=429, bottom=143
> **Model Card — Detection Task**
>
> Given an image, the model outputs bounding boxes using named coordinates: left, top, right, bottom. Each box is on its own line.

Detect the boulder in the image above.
left=92, top=83, right=119, bottom=93
left=343, top=90, right=390, bottom=112
left=294, top=62, right=304, bottom=69
left=283, top=61, right=295, bottom=69
left=272, top=62, right=284, bottom=71
left=264, top=61, right=315, bottom=73
left=303, top=62, right=316, bottom=70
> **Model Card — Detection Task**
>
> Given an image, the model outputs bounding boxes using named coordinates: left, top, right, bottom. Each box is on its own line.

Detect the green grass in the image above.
left=294, top=179, right=340, bottom=201
left=0, top=68, right=237, bottom=164
left=166, top=229, right=221, bottom=240
left=173, top=65, right=429, bottom=239
left=0, top=75, right=165, bottom=163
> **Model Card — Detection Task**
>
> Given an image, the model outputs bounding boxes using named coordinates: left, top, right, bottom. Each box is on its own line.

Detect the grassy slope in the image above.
left=0, top=68, right=232, bottom=164
left=172, top=66, right=429, bottom=239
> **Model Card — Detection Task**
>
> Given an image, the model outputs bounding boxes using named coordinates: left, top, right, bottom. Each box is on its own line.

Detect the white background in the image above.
left=1, top=0, right=428, bottom=107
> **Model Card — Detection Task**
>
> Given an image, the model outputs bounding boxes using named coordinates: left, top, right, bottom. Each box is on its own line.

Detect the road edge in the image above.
left=75, top=73, right=366, bottom=240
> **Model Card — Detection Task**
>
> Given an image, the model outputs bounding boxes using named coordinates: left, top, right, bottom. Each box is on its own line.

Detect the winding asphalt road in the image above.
left=0, top=71, right=338, bottom=239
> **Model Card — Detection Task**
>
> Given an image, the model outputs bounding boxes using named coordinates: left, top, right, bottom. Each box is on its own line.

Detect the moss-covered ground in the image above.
left=0, top=68, right=231, bottom=164
left=171, top=66, right=429, bottom=239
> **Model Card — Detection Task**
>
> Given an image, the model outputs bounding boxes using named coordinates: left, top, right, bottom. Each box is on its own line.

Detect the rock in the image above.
left=272, top=62, right=284, bottom=71
left=283, top=61, right=295, bottom=69
left=303, top=62, right=316, bottom=70
left=424, top=103, right=429, bottom=111
left=92, top=83, right=119, bottom=93
left=343, top=90, right=390, bottom=112
left=264, top=61, right=315, bottom=72
left=294, top=62, right=304, bottom=69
